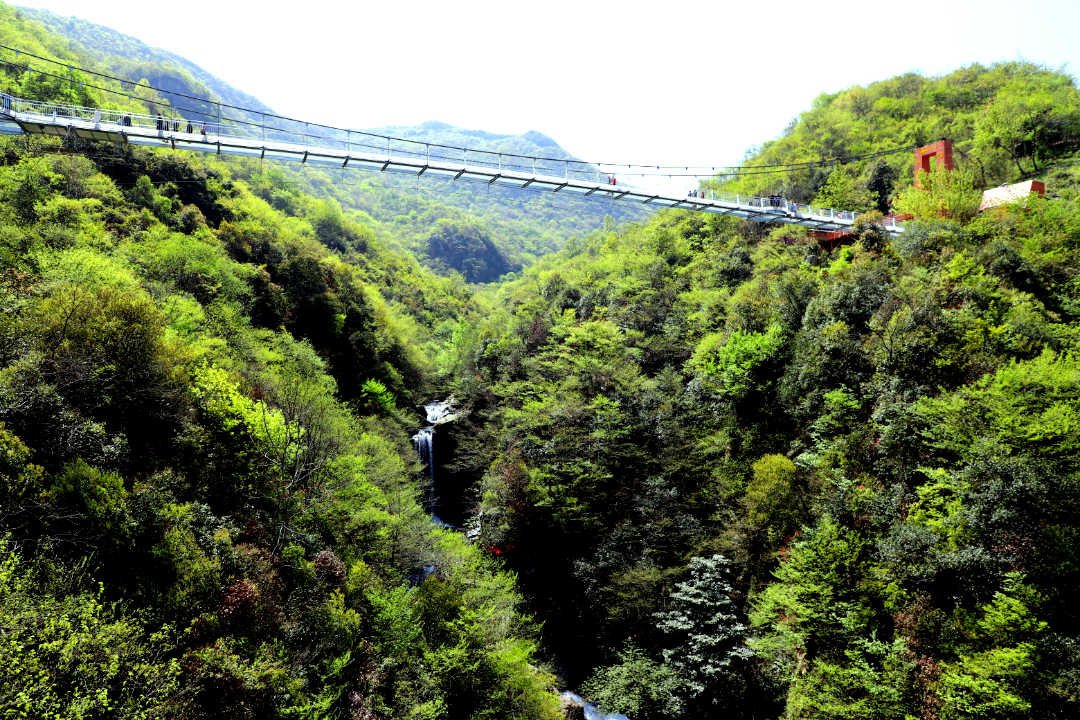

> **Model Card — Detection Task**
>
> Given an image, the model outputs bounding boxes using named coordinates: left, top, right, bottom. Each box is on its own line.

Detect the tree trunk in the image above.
left=1008, top=149, right=1026, bottom=178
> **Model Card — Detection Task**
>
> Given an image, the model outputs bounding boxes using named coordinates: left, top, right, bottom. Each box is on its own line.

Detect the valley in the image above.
left=1, top=3, right=1080, bottom=719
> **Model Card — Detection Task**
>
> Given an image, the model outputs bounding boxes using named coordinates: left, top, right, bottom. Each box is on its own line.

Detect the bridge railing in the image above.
left=692, top=189, right=901, bottom=228
left=5, top=93, right=626, bottom=184
left=1, top=94, right=901, bottom=229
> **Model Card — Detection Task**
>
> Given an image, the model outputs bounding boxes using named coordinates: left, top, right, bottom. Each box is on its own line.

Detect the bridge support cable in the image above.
left=0, top=92, right=904, bottom=235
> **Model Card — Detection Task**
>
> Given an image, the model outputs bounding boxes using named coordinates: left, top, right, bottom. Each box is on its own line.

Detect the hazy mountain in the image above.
left=16, top=5, right=274, bottom=121
left=12, top=4, right=648, bottom=280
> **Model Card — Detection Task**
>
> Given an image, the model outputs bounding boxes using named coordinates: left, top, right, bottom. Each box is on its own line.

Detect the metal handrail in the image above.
left=0, top=92, right=902, bottom=230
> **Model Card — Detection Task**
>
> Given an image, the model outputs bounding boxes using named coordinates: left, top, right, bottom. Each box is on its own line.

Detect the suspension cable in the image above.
left=1, top=44, right=919, bottom=177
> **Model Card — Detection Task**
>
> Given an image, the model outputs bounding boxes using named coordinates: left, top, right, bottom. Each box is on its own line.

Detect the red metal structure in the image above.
left=913, top=140, right=954, bottom=187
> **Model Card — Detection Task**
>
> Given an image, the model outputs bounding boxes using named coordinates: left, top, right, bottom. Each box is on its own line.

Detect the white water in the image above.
left=412, top=399, right=456, bottom=526
left=412, top=427, right=435, bottom=481
left=424, top=401, right=453, bottom=424
left=559, top=692, right=631, bottom=720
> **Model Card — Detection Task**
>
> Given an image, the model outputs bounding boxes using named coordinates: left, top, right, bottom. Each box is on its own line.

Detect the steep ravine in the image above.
left=412, top=399, right=632, bottom=720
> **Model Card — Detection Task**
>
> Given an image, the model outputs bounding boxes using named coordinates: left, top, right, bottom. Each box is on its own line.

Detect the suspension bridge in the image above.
left=0, top=93, right=904, bottom=235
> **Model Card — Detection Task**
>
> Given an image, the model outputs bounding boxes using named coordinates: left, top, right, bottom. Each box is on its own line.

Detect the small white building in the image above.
left=979, top=180, right=1046, bottom=212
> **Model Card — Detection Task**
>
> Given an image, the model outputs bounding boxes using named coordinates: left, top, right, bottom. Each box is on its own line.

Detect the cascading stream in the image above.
left=411, top=400, right=455, bottom=526
left=414, top=428, right=434, bottom=482
left=559, top=692, right=630, bottom=720
left=412, top=401, right=629, bottom=718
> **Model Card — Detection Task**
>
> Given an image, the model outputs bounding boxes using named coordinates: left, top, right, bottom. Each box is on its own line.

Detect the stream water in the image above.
left=559, top=692, right=631, bottom=720
left=412, top=402, right=631, bottom=720
left=411, top=400, right=454, bottom=526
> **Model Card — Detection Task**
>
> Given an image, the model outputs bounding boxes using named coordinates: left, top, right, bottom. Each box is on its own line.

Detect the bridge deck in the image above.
left=0, top=95, right=902, bottom=235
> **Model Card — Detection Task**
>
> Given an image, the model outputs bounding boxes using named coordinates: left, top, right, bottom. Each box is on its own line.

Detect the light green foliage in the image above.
left=746, top=453, right=799, bottom=536
left=691, top=323, right=784, bottom=399
left=360, top=377, right=396, bottom=412
left=0, top=539, right=181, bottom=718
left=915, top=349, right=1080, bottom=465
left=893, top=165, right=983, bottom=222
left=125, top=228, right=254, bottom=305
left=785, top=636, right=914, bottom=720
left=721, top=62, right=1080, bottom=206
left=0, top=422, right=45, bottom=501
left=905, top=467, right=970, bottom=551
left=974, top=73, right=1080, bottom=176
left=0, top=155, right=61, bottom=224
left=581, top=641, right=685, bottom=718
left=813, top=167, right=874, bottom=214
left=939, top=575, right=1047, bottom=719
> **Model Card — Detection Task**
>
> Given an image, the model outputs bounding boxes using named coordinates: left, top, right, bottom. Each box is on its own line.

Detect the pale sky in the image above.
left=13, top=0, right=1080, bottom=171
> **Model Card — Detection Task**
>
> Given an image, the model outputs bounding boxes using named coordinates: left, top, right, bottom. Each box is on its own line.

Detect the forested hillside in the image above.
left=432, top=61, right=1080, bottom=719
left=15, top=5, right=275, bottom=120
left=718, top=62, right=1080, bottom=212
left=226, top=122, right=649, bottom=283
left=0, top=8, right=565, bottom=718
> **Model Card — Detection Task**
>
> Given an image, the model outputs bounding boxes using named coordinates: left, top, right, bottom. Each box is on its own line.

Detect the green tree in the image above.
left=893, top=164, right=982, bottom=223
left=813, top=167, right=873, bottom=213
left=581, top=641, right=685, bottom=719
left=0, top=539, right=181, bottom=718
left=939, top=575, right=1046, bottom=719
left=746, top=453, right=800, bottom=539
left=654, top=555, right=752, bottom=708
left=974, top=76, right=1080, bottom=176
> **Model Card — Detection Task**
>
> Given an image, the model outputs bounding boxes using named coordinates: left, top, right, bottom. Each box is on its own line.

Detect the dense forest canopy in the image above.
left=2, top=5, right=1080, bottom=719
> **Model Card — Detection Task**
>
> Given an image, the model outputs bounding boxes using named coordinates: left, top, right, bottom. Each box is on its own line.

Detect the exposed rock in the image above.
left=559, top=695, right=586, bottom=720
left=314, top=549, right=346, bottom=587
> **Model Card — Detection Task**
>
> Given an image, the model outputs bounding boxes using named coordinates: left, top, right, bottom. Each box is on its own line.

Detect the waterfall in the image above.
left=424, top=401, right=452, bottom=424
left=414, top=428, right=435, bottom=482
left=412, top=399, right=456, bottom=526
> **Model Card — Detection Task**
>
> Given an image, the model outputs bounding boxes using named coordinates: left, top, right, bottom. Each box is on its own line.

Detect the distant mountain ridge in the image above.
left=16, top=5, right=275, bottom=119
left=12, top=4, right=648, bottom=280
left=20, top=6, right=576, bottom=164
left=368, top=121, right=566, bottom=154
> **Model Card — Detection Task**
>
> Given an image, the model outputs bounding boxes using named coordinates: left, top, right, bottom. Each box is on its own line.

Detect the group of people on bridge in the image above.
left=765, top=194, right=802, bottom=213
left=155, top=112, right=209, bottom=139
